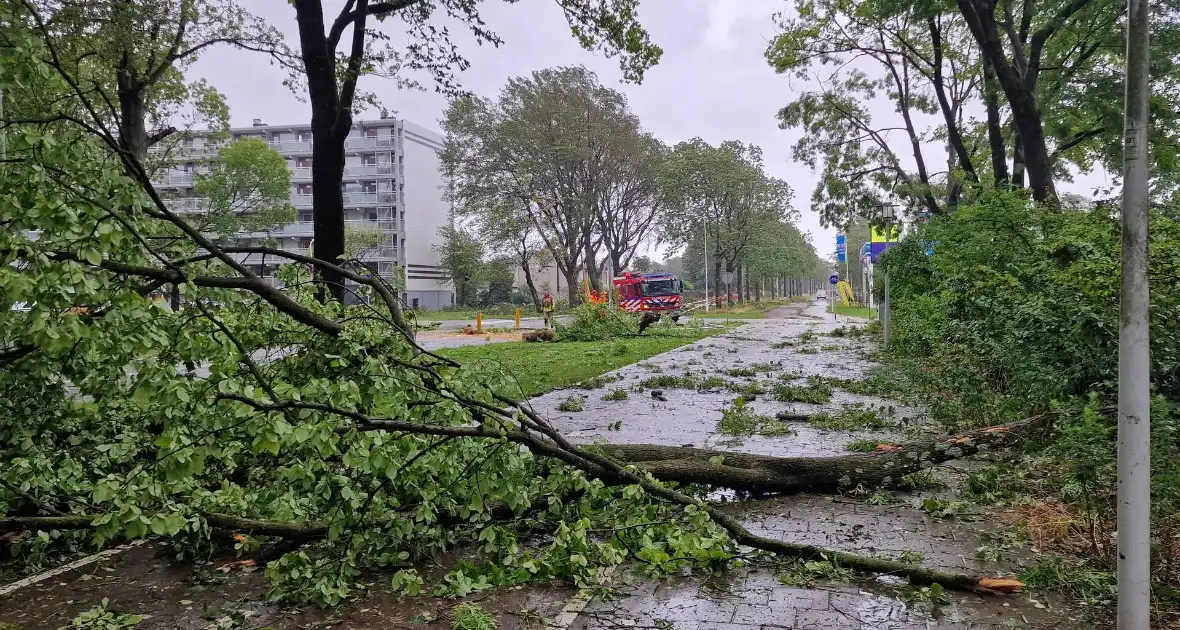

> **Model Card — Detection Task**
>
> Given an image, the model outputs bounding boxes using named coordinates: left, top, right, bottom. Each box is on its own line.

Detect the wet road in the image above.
left=531, top=302, right=1090, bottom=630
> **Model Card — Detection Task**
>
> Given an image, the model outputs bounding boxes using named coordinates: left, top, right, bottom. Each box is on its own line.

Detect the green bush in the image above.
left=554, top=303, right=639, bottom=341
left=879, top=191, right=1180, bottom=597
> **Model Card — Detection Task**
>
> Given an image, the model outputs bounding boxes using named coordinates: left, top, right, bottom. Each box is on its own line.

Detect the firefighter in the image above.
left=541, top=292, right=555, bottom=329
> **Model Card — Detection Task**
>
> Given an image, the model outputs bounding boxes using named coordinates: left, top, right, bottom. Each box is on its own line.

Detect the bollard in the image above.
left=476, top=312, right=483, bottom=334
left=514, top=307, right=521, bottom=330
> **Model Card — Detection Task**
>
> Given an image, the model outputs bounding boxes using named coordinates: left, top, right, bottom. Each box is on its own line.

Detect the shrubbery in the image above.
left=880, top=192, right=1180, bottom=602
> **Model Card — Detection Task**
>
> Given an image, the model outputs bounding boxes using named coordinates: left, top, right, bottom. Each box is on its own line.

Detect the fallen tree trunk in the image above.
left=597, top=415, right=1046, bottom=494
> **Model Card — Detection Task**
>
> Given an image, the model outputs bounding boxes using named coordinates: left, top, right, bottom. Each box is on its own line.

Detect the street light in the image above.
left=877, top=203, right=897, bottom=345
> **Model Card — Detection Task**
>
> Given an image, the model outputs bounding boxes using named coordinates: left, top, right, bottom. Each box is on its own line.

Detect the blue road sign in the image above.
left=836, top=234, right=846, bottom=263
left=829, top=274, right=839, bottom=285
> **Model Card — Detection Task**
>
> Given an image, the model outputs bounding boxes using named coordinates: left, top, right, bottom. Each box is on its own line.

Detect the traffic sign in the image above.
left=829, top=274, right=839, bottom=285
left=721, top=271, right=734, bottom=285
left=836, top=234, right=847, bottom=263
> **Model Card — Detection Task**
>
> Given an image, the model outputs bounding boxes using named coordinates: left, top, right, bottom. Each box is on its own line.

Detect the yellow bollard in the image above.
left=476, top=312, right=483, bottom=333
left=515, top=307, right=521, bottom=330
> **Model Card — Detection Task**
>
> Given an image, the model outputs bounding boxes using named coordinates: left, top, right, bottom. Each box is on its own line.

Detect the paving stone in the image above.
left=732, top=602, right=795, bottom=628
left=794, top=609, right=860, bottom=629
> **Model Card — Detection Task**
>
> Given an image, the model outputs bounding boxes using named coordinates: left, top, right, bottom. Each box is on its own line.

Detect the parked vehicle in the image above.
left=815, top=290, right=827, bottom=300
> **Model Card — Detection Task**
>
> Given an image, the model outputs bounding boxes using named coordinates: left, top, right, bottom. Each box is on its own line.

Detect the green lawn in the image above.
left=689, top=297, right=806, bottom=319
left=827, top=304, right=878, bottom=318
left=413, top=307, right=558, bottom=321
left=436, top=330, right=720, bottom=398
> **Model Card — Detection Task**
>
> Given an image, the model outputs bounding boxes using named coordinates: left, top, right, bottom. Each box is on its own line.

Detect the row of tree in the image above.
left=440, top=66, right=825, bottom=309
left=767, top=0, right=1180, bottom=224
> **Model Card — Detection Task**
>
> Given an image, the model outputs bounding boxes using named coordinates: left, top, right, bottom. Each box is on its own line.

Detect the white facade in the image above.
left=150, top=117, right=453, bottom=309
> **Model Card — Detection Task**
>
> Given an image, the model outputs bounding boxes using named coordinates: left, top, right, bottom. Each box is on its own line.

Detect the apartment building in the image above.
left=151, top=116, right=454, bottom=310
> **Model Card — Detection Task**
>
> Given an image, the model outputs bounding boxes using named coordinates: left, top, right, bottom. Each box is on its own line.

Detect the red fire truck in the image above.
left=612, top=272, right=684, bottom=320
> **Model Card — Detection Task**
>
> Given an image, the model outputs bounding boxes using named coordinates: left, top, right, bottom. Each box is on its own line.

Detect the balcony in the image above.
left=342, top=191, right=395, bottom=206
left=291, top=194, right=314, bottom=208
left=270, top=140, right=312, bottom=154
left=342, top=164, right=395, bottom=179
left=157, top=143, right=223, bottom=158
left=344, top=136, right=393, bottom=151
left=256, top=222, right=315, bottom=237
left=167, top=197, right=208, bottom=213
left=291, top=167, right=311, bottom=181
left=153, top=172, right=197, bottom=188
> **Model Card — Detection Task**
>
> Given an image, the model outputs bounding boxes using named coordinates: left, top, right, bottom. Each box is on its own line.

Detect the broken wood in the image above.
left=522, top=330, right=556, bottom=342
left=597, top=415, right=1047, bottom=494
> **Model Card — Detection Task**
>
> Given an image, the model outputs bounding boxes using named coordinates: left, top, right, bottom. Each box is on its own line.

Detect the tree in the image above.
left=283, top=0, right=662, bottom=302
left=441, top=66, right=661, bottom=304
left=767, top=4, right=980, bottom=220
left=189, top=138, right=297, bottom=237
left=660, top=139, right=793, bottom=302
left=434, top=225, right=484, bottom=308
left=767, top=0, right=1180, bottom=210
left=594, top=132, right=666, bottom=277
left=13, top=0, right=278, bottom=162
left=631, top=255, right=655, bottom=273
left=343, top=227, right=388, bottom=262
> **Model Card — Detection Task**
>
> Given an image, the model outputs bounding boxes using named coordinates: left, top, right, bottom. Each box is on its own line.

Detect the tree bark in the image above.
left=563, top=266, right=581, bottom=305
left=955, top=0, right=1060, bottom=204
left=521, top=256, right=541, bottom=313
left=983, top=59, right=1009, bottom=187
left=598, top=414, right=1045, bottom=494
left=928, top=18, right=978, bottom=187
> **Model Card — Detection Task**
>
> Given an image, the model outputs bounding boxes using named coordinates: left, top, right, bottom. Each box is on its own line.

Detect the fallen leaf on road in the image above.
left=215, top=559, right=257, bottom=572
left=874, top=444, right=903, bottom=452
left=978, top=577, right=1024, bottom=592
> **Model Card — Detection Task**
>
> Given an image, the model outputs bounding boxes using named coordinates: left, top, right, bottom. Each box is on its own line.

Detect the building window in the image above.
left=361, top=181, right=377, bottom=193
left=364, top=210, right=378, bottom=221
left=296, top=157, right=311, bottom=168
left=298, top=210, right=313, bottom=223
left=412, top=297, right=419, bottom=309
left=297, top=184, right=312, bottom=196
left=365, top=128, right=378, bottom=138
left=362, top=154, right=377, bottom=165
left=183, top=162, right=195, bottom=173
left=298, top=237, right=313, bottom=249
left=182, top=137, right=194, bottom=147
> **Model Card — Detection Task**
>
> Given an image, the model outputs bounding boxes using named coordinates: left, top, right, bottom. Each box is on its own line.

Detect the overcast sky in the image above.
left=188, top=0, right=835, bottom=261
left=188, top=0, right=1110, bottom=264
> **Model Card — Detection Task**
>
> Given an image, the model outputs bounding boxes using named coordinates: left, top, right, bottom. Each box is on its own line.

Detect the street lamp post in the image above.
left=878, top=203, right=897, bottom=346
left=702, top=222, right=710, bottom=312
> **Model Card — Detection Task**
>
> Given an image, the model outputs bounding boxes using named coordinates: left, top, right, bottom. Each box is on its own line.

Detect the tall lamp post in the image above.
left=878, top=203, right=896, bottom=345
left=1117, top=0, right=1151, bottom=621
left=702, top=222, right=710, bottom=312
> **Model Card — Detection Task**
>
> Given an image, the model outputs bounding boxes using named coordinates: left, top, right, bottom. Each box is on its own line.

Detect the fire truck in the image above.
left=612, top=271, right=684, bottom=320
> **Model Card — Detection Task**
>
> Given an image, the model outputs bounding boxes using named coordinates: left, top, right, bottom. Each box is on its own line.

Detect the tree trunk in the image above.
left=600, top=414, right=1045, bottom=494
left=1012, top=124, right=1026, bottom=189
left=928, top=18, right=978, bottom=188
left=563, top=267, right=581, bottom=305
left=955, top=0, right=1057, bottom=204
left=293, top=0, right=352, bottom=302
left=521, top=256, right=542, bottom=313
left=983, top=59, right=1009, bottom=187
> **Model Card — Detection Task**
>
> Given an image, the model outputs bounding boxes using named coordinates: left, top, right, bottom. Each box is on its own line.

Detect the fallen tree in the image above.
left=598, top=415, right=1046, bottom=493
